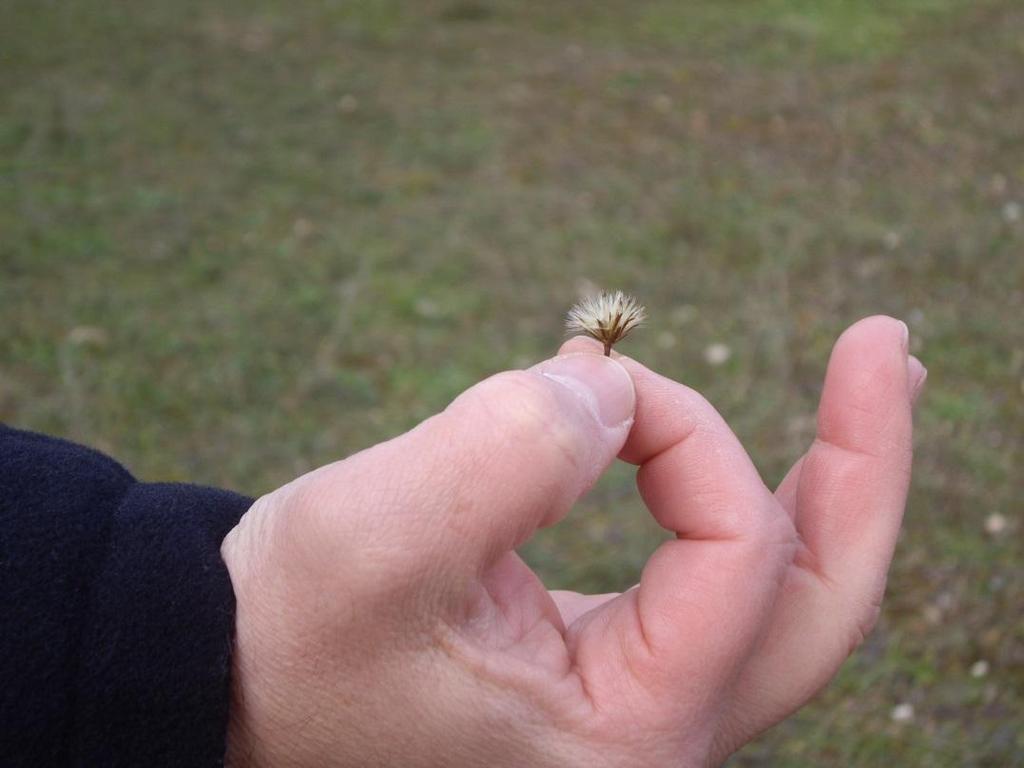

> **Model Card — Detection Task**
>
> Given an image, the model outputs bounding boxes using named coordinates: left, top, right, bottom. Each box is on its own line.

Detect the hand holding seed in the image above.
left=221, top=315, right=924, bottom=767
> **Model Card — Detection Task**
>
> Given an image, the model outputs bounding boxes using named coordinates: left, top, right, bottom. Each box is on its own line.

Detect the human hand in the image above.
left=221, top=315, right=925, bottom=767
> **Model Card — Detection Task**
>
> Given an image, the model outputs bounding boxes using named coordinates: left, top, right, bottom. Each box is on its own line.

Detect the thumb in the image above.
left=282, top=352, right=635, bottom=578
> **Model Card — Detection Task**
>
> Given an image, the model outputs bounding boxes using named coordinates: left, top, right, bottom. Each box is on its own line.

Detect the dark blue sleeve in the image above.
left=0, top=424, right=253, bottom=767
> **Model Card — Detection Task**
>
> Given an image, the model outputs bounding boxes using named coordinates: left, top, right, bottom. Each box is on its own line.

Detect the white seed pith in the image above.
left=566, top=291, right=647, bottom=355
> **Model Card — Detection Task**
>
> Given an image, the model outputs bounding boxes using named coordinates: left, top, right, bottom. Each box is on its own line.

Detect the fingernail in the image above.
left=897, top=320, right=910, bottom=353
left=908, top=355, right=927, bottom=405
left=536, top=353, right=636, bottom=428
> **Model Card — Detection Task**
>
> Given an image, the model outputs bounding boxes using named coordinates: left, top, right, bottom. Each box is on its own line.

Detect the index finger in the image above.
left=560, top=339, right=795, bottom=713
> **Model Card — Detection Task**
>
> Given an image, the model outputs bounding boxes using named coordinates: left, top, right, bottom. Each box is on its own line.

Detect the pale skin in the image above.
left=222, top=315, right=927, bottom=767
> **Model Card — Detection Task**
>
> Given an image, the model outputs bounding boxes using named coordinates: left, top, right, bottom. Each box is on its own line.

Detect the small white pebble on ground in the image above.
left=704, top=342, right=732, bottom=366
left=67, top=326, right=109, bottom=346
left=670, top=304, right=697, bottom=325
left=923, top=604, right=943, bottom=625
left=891, top=703, right=915, bottom=723
left=970, top=660, right=990, bottom=678
left=883, top=230, right=902, bottom=250
left=413, top=298, right=442, bottom=319
left=656, top=331, right=677, bottom=349
left=1003, top=201, right=1021, bottom=222
left=339, top=94, right=359, bottom=113
left=292, top=218, right=314, bottom=238
left=985, top=512, right=1007, bottom=535
left=856, top=256, right=885, bottom=278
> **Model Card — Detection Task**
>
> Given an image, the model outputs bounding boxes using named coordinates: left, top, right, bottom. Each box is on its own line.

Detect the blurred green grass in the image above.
left=2, top=0, right=1022, bottom=764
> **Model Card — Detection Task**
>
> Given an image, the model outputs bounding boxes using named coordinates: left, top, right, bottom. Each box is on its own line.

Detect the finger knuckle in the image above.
left=846, top=602, right=882, bottom=657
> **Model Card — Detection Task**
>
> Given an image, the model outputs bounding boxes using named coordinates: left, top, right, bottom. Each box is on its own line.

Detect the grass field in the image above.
left=2, top=0, right=1022, bottom=764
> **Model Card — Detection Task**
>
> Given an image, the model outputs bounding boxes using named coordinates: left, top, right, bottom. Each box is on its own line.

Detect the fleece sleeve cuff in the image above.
left=0, top=425, right=252, bottom=767
left=69, top=481, right=252, bottom=766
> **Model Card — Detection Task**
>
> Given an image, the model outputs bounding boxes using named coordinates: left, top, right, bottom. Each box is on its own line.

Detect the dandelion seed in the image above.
left=566, top=291, right=647, bottom=356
